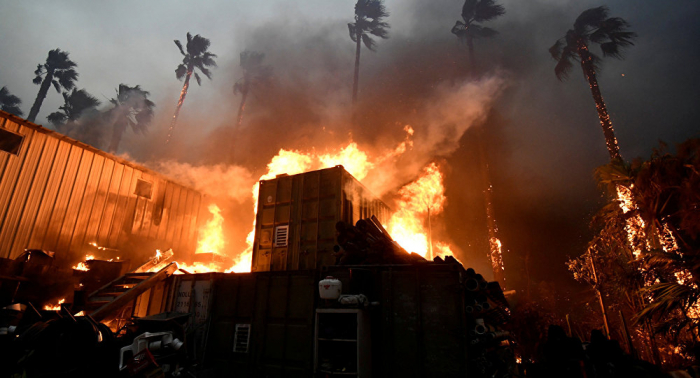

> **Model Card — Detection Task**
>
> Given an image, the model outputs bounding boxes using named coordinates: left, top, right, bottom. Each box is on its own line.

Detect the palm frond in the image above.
left=197, top=66, right=212, bottom=80
left=348, top=23, right=358, bottom=42
left=573, top=6, right=609, bottom=35
left=194, top=72, right=202, bottom=86
left=34, top=64, right=44, bottom=76
left=51, top=80, right=61, bottom=93
left=55, top=68, right=78, bottom=90
left=451, top=21, right=468, bottom=42
left=32, top=76, right=43, bottom=85
left=175, top=64, right=187, bottom=81
left=473, top=0, right=505, bottom=22
left=553, top=47, right=576, bottom=81
left=361, top=33, right=376, bottom=51
left=174, top=39, right=186, bottom=56
left=549, top=39, right=564, bottom=60
left=461, top=0, right=478, bottom=22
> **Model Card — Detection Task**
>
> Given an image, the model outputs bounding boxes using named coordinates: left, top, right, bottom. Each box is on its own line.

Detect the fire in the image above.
left=44, top=298, right=65, bottom=311
left=72, top=255, right=95, bottom=271
left=386, top=163, right=447, bottom=259
left=195, top=204, right=225, bottom=255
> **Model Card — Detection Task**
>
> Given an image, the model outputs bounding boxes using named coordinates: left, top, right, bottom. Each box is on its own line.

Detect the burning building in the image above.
left=0, top=110, right=204, bottom=265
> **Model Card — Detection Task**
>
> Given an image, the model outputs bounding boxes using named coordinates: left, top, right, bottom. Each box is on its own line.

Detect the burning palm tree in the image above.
left=451, top=0, right=505, bottom=73
left=47, top=88, right=100, bottom=133
left=167, top=32, right=217, bottom=143
left=233, top=50, right=273, bottom=130
left=27, top=49, right=79, bottom=123
left=549, top=6, right=636, bottom=161
left=348, top=0, right=389, bottom=105
left=0, top=86, right=23, bottom=117
left=107, top=84, right=155, bottom=153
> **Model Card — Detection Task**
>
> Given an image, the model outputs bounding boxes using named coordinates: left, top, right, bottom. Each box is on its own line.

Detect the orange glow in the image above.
left=44, top=298, right=65, bottom=311
left=72, top=255, right=95, bottom=271
left=195, top=204, right=225, bottom=255
left=386, top=163, right=448, bottom=258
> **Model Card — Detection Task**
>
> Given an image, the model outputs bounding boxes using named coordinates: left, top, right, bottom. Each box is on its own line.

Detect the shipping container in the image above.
left=0, top=110, right=203, bottom=264
left=252, top=166, right=391, bottom=272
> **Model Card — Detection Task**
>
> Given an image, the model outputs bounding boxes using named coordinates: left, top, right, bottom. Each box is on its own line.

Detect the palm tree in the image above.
left=106, top=84, right=155, bottom=153
left=47, top=88, right=100, bottom=133
left=549, top=6, right=636, bottom=161
left=27, top=49, right=78, bottom=123
left=233, top=50, right=273, bottom=129
left=166, top=33, right=217, bottom=143
left=348, top=0, right=389, bottom=105
left=0, top=86, right=23, bottom=117
left=451, top=0, right=505, bottom=73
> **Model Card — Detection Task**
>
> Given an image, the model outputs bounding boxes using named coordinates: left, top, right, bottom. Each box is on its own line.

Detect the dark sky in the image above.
left=1, top=0, right=698, bottom=291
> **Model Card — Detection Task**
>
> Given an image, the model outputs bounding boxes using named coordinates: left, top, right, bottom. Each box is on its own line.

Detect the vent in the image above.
left=0, top=128, right=24, bottom=155
left=134, top=179, right=153, bottom=199
left=233, top=324, right=251, bottom=353
left=274, top=225, right=289, bottom=247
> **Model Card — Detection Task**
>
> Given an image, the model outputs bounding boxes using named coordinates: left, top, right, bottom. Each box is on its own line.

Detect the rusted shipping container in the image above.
left=0, top=110, right=203, bottom=264
left=252, top=166, right=391, bottom=272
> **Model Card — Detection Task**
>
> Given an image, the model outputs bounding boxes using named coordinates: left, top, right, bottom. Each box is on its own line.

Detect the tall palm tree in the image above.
left=166, top=33, right=217, bottom=143
left=47, top=88, right=100, bottom=133
left=107, top=84, right=155, bottom=153
left=348, top=0, right=389, bottom=105
left=27, top=49, right=78, bottom=123
left=451, top=0, right=505, bottom=73
left=233, top=50, right=273, bottom=129
left=549, top=6, right=636, bottom=161
left=0, top=86, right=23, bottom=117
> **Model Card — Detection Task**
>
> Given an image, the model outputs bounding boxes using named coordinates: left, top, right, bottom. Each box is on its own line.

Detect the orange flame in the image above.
left=72, top=255, right=95, bottom=271
left=43, top=298, right=65, bottom=311
left=195, top=204, right=225, bottom=255
left=386, top=163, right=447, bottom=258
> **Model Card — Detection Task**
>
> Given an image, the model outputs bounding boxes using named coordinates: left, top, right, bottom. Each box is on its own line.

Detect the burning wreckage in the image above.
left=0, top=111, right=514, bottom=377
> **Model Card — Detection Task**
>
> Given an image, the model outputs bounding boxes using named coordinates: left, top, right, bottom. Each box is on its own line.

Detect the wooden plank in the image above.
left=90, top=262, right=178, bottom=321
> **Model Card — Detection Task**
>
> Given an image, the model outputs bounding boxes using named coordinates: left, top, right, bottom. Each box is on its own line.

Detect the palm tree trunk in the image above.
left=577, top=43, right=621, bottom=161
left=236, top=86, right=249, bottom=129
left=166, top=68, right=192, bottom=144
left=27, top=72, right=53, bottom=123
left=467, top=35, right=475, bottom=76
left=352, top=33, right=362, bottom=105
left=108, top=121, right=126, bottom=153
left=476, top=128, right=504, bottom=284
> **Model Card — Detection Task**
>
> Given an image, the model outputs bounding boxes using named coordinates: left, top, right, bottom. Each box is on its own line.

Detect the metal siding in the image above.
left=10, top=135, right=60, bottom=258
left=56, top=150, right=95, bottom=253
left=109, top=167, right=137, bottom=247
left=84, top=159, right=115, bottom=246
left=156, top=182, right=175, bottom=242
left=28, top=140, right=72, bottom=248
left=0, top=130, right=46, bottom=257
left=97, top=163, right=125, bottom=246
left=69, top=154, right=105, bottom=255
left=0, top=112, right=203, bottom=261
left=164, top=185, right=183, bottom=246
left=41, top=144, right=85, bottom=252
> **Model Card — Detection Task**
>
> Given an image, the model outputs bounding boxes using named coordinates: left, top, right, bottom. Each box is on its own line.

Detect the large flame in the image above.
left=386, top=163, right=447, bottom=258
left=44, top=298, right=65, bottom=311
left=195, top=204, right=225, bottom=255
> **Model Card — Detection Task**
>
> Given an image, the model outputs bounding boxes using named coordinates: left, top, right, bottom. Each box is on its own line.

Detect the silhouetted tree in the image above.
left=451, top=0, right=505, bottom=73
left=348, top=0, right=389, bottom=105
left=550, top=6, right=636, bottom=161
left=27, top=49, right=78, bottom=123
left=47, top=88, right=100, bottom=133
left=167, top=33, right=217, bottom=143
left=107, top=84, right=155, bottom=153
left=0, top=86, right=23, bottom=117
left=233, top=50, right=272, bottom=129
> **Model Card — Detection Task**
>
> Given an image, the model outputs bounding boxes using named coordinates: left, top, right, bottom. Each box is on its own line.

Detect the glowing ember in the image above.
left=386, top=163, right=447, bottom=258
left=74, top=311, right=85, bottom=316
left=44, top=299, right=65, bottom=311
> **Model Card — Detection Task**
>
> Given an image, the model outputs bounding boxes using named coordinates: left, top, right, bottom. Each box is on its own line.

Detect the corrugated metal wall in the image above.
left=0, top=110, right=202, bottom=262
